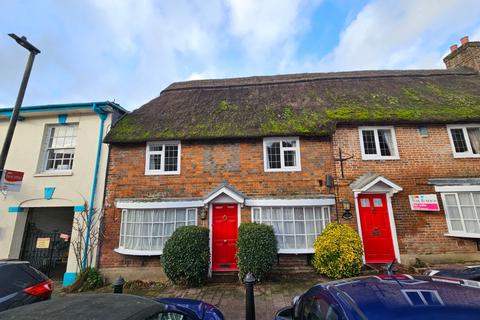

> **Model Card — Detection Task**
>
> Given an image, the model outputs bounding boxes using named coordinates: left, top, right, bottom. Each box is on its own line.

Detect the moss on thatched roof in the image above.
left=105, top=68, right=480, bottom=143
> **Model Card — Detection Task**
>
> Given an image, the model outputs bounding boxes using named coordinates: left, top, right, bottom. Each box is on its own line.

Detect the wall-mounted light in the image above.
left=342, top=199, right=353, bottom=220
left=201, top=204, right=208, bottom=220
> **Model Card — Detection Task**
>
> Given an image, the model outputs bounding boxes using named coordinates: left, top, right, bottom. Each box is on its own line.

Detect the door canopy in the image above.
left=350, top=172, right=403, bottom=195
left=203, top=182, right=246, bottom=205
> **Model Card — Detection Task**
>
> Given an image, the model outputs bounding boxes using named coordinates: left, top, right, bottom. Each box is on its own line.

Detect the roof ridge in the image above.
left=162, top=68, right=478, bottom=93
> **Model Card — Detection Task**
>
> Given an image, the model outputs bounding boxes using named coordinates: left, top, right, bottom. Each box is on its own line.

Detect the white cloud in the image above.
left=317, top=0, right=480, bottom=71
left=225, top=0, right=322, bottom=69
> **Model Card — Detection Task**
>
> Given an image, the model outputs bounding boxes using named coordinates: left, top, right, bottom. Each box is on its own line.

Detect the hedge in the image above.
left=312, top=222, right=363, bottom=279
left=236, top=223, right=277, bottom=281
left=162, top=226, right=210, bottom=286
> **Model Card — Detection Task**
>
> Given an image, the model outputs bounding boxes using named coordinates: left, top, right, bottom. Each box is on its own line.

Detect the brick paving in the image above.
left=58, top=275, right=327, bottom=320
left=153, top=278, right=323, bottom=320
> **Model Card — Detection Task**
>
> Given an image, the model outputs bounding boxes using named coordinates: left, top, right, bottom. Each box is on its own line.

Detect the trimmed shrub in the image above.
left=236, top=223, right=277, bottom=281
left=163, top=226, right=210, bottom=286
left=313, top=223, right=363, bottom=279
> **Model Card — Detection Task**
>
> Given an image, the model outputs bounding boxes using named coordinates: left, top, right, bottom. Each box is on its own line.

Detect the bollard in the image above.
left=113, top=276, right=125, bottom=294
left=244, top=272, right=256, bottom=320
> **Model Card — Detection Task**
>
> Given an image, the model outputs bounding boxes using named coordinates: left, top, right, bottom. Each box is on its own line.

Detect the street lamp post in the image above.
left=0, top=34, right=41, bottom=174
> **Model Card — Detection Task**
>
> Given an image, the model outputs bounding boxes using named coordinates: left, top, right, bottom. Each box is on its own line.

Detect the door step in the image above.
left=211, top=271, right=238, bottom=283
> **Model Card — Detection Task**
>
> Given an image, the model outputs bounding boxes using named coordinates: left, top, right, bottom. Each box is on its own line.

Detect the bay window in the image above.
left=252, top=206, right=331, bottom=253
left=441, top=192, right=480, bottom=237
left=117, top=208, right=197, bottom=255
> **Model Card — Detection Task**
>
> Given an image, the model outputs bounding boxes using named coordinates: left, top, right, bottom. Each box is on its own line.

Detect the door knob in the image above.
left=223, top=240, right=227, bottom=244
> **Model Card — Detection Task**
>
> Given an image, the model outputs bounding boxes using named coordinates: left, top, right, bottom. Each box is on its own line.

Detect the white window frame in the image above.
left=115, top=207, right=198, bottom=256
left=145, top=141, right=181, bottom=175
left=40, top=124, right=78, bottom=173
left=447, top=124, right=480, bottom=158
left=251, top=205, right=331, bottom=254
left=263, top=137, right=301, bottom=172
left=440, top=192, right=480, bottom=238
left=358, top=126, right=399, bottom=160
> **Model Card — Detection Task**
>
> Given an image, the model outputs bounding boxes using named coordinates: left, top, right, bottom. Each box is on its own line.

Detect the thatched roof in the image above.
left=105, top=68, right=480, bottom=143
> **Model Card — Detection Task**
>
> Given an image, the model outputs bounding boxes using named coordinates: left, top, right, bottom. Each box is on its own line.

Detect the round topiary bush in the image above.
left=163, top=226, right=210, bottom=287
left=236, top=223, right=277, bottom=281
left=312, top=222, right=363, bottom=279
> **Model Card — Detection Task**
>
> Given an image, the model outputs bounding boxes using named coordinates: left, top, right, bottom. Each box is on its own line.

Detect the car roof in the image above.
left=0, top=259, right=30, bottom=265
left=318, top=274, right=480, bottom=320
left=0, top=294, right=166, bottom=320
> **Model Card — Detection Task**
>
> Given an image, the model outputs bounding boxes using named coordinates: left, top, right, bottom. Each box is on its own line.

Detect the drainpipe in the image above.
left=82, top=103, right=107, bottom=270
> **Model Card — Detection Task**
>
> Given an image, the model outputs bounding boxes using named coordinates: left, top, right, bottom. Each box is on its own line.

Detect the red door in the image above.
left=358, top=194, right=395, bottom=263
left=212, top=204, right=238, bottom=271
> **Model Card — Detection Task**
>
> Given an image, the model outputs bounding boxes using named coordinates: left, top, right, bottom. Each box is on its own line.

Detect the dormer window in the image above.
left=447, top=124, right=480, bottom=158
left=145, top=141, right=181, bottom=175
left=263, top=137, right=301, bottom=172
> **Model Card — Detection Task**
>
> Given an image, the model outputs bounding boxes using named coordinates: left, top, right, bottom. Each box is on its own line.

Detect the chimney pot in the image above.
left=460, top=36, right=469, bottom=45
left=450, top=44, right=458, bottom=53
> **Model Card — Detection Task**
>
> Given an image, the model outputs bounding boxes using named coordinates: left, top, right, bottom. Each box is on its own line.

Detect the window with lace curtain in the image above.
left=441, top=192, right=480, bottom=237
left=447, top=124, right=480, bottom=158
left=117, top=208, right=197, bottom=255
left=252, top=206, right=331, bottom=253
left=359, top=126, right=399, bottom=160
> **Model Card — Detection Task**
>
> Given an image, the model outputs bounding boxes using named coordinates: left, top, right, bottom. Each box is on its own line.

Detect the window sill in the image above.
left=144, top=171, right=180, bottom=176
left=114, top=248, right=163, bottom=256
left=444, top=233, right=480, bottom=239
left=264, top=168, right=302, bottom=173
left=34, top=171, right=73, bottom=177
left=361, top=156, right=400, bottom=161
left=452, top=154, right=480, bottom=159
left=278, top=248, right=314, bottom=254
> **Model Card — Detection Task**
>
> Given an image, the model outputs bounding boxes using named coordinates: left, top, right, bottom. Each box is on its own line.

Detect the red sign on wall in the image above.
left=1, top=170, right=24, bottom=192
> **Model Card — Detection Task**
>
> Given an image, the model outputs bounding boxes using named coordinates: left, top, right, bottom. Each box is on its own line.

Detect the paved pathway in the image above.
left=77, top=276, right=328, bottom=320
left=151, top=279, right=323, bottom=320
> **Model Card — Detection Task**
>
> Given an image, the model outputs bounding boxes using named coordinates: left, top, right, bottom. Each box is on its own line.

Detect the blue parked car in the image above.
left=275, top=274, right=480, bottom=320
left=0, top=293, right=224, bottom=320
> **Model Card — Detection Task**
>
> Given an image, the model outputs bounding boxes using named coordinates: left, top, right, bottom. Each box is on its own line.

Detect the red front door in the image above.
left=358, top=194, right=395, bottom=263
left=212, top=204, right=238, bottom=271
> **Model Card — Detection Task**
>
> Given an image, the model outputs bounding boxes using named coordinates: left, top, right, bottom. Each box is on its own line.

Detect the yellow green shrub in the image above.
left=312, top=223, right=363, bottom=279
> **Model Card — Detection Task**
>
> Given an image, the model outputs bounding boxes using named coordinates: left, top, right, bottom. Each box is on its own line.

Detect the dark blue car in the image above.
left=0, top=293, right=224, bottom=320
left=275, top=274, right=480, bottom=320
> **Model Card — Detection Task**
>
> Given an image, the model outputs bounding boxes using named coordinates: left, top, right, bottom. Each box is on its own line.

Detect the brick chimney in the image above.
left=444, top=36, right=480, bottom=71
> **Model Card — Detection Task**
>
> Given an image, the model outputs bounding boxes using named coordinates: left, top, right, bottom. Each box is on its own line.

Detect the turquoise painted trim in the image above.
left=74, top=205, right=85, bottom=212
left=57, top=114, right=68, bottom=124
left=62, top=272, right=77, bottom=287
left=0, top=101, right=127, bottom=117
left=8, top=207, right=24, bottom=213
left=82, top=103, right=107, bottom=270
left=44, top=187, right=55, bottom=200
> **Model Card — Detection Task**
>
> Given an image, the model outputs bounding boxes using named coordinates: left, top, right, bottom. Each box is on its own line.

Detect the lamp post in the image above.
left=0, top=34, right=41, bottom=174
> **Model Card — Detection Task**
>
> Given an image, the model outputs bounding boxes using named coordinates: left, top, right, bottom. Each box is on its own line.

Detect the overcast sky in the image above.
left=1, top=0, right=480, bottom=110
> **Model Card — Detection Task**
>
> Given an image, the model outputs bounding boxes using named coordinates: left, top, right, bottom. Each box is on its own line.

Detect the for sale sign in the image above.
left=409, top=194, right=440, bottom=211
left=1, top=170, right=24, bottom=192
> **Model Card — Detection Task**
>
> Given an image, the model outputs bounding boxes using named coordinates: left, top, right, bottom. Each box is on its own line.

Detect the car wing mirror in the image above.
left=292, top=295, right=302, bottom=319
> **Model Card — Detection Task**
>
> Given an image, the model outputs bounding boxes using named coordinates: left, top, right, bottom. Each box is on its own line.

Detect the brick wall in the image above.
left=332, top=124, right=479, bottom=258
left=100, top=137, right=334, bottom=268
